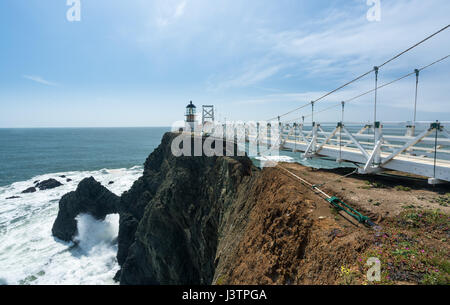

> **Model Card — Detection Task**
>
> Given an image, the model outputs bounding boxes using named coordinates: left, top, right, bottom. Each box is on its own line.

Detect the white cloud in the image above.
left=116, top=0, right=450, bottom=122
left=211, top=64, right=284, bottom=91
left=204, top=0, right=450, bottom=97
left=23, top=75, right=57, bottom=86
left=260, top=0, right=450, bottom=77
left=174, top=0, right=187, bottom=18
left=155, top=0, right=188, bottom=27
left=231, top=69, right=450, bottom=122
left=218, top=0, right=450, bottom=122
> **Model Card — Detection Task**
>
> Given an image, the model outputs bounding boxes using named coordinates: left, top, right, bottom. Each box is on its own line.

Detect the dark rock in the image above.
left=6, top=196, right=21, bottom=200
left=66, top=178, right=72, bottom=182
left=59, top=175, right=66, bottom=178
left=33, top=180, right=40, bottom=185
left=108, top=181, right=114, bottom=185
left=22, top=187, right=36, bottom=194
left=51, top=177, right=120, bottom=242
left=117, top=132, right=255, bottom=285
left=113, top=270, right=121, bottom=283
left=116, top=213, right=140, bottom=266
left=36, top=179, right=63, bottom=190
left=51, top=132, right=256, bottom=285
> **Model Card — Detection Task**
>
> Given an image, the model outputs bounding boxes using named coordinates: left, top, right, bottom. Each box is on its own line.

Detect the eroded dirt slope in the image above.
left=214, top=163, right=449, bottom=285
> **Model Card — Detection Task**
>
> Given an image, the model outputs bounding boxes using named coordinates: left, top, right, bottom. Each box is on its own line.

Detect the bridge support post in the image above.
left=405, top=125, right=415, bottom=137
left=312, top=122, right=318, bottom=154
left=304, top=122, right=318, bottom=158
left=256, top=122, right=260, bottom=156
left=336, top=122, right=343, bottom=163
left=244, top=123, right=249, bottom=143
left=298, top=123, right=304, bottom=142
left=359, top=121, right=384, bottom=174
left=374, top=122, right=383, bottom=165
left=405, top=124, right=416, bottom=155
left=293, top=123, right=298, bottom=152
left=267, top=123, right=272, bottom=149
left=223, top=123, right=227, bottom=141
left=428, top=178, right=445, bottom=185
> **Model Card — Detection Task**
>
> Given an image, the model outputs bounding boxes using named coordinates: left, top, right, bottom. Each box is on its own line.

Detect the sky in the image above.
left=0, top=0, right=449, bottom=127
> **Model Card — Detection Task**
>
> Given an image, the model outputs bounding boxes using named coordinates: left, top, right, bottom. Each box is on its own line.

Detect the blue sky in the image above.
left=0, top=0, right=449, bottom=127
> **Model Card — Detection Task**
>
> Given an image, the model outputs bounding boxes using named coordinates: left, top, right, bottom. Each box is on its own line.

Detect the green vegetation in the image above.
left=367, top=198, right=381, bottom=206
left=434, top=193, right=450, bottom=207
left=400, top=209, right=448, bottom=230
left=349, top=209, right=449, bottom=285
left=360, top=181, right=387, bottom=190
left=339, top=265, right=359, bottom=285
left=395, top=185, right=411, bottom=192
left=215, top=274, right=227, bottom=285
left=402, top=204, right=416, bottom=209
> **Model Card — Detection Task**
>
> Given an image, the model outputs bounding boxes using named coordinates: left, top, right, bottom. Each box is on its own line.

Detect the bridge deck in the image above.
left=281, top=138, right=450, bottom=182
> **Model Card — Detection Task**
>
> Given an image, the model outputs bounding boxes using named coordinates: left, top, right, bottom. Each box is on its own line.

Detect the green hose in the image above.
left=326, top=196, right=374, bottom=227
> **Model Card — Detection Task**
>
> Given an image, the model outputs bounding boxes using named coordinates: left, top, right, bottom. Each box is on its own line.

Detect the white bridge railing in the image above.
left=212, top=121, right=450, bottom=184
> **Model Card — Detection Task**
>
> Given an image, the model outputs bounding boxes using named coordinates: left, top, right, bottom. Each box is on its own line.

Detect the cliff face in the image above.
left=116, top=133, right=257, bottom=284
left=53, top=132, right=372, bottom=285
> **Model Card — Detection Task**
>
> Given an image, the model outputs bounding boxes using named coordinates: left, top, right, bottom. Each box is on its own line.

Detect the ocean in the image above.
left=0, top=127, right=351, bottom=285
left=0, top=127, right=169, bottom=285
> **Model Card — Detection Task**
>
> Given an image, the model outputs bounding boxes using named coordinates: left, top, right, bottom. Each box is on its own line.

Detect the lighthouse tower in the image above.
left=185, top=101, right=197, bottom=131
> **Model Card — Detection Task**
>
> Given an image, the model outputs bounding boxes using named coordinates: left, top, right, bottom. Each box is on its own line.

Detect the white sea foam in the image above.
left=0, top=166, right=143, bottom=285
left=75, top=214, right=119, bottom=253
left=254, top=155, right=295, bottom=167
left=255, top=155, right=295, bottom=162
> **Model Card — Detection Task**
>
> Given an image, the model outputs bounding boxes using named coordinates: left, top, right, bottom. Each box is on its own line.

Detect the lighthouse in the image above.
left=185, top=101, right=197, bottom=131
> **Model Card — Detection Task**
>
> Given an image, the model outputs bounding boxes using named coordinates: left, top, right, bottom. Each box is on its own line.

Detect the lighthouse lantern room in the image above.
left=185, top=101, right=197, bottom=130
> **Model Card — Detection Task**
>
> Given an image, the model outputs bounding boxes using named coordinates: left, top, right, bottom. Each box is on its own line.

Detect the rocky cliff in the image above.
left=116, top=132, right=256, bottom=284
left=52, top=177, right=120, bottom=242
left=52, top=132, right=373, bottom=285
left=53, top=132, right=260, bottom=284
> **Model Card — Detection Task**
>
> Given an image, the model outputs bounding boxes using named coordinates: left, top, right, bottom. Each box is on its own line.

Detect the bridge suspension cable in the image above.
left=266, top=24, right=450, bottom=122
left=377, top=24, right=449, bottom=69
left=282, top=53, right=450, bottom=123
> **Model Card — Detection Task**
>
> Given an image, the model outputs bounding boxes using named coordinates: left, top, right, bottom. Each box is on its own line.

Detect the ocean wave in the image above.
left=0, top=166, right=143, bottom=285
left=254, top=155, right=295, bottom=163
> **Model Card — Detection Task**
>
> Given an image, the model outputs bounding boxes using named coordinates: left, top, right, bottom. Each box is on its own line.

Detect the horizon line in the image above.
left=0, top=126, right=173, bottom=129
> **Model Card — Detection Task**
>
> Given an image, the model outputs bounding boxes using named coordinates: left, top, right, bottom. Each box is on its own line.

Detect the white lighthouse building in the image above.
left=185, top=101, right=197, bottom=131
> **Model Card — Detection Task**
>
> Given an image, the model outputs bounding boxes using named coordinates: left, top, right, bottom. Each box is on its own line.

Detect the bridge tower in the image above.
left=202, top=105, right=214, bottom=125
left=202, top=105, right=215, bottom=134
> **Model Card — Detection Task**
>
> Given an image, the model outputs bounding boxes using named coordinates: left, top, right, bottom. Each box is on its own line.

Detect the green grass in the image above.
left=362, top=181, right=387, bottom=189
left=434, top=194, right=450, bottom=207
left=401, top=209, right=449, bottom=229
left=402, top=204, right=416, bottom=209
left=350, top=209, right=450, bottom=285
left=215, top=274, right=227, bottom=285
left=395, top=185, right=412, bottom=192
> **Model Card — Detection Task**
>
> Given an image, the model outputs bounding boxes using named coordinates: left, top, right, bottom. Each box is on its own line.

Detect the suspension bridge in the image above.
left=208, top=24, right=450, bottom=185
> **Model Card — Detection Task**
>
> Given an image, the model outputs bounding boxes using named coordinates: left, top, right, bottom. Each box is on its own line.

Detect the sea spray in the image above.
left=74, top=214, right=119, bottom=253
